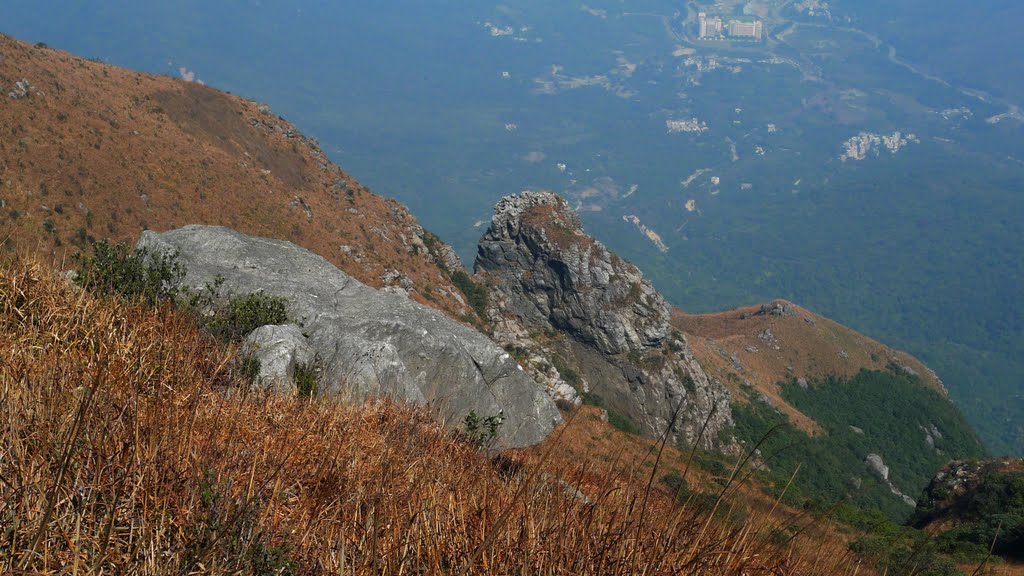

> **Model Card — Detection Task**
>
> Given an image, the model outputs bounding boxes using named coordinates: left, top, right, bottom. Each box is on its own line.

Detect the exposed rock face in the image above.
left=7, top=78, right=32, bottom=99
left=865, top=453, right=917, bottom=507
left=912, top=459, right=1024, bottom=558
left=475, top=191, right=733, bottom=449
left=740, top=300, right=793, bottom=319
left=244, top=324, right=315, bottom=395
left=865, top=453, right=891, bottom=481
left=138, top=225, right=561, bottom=449
left=476, top=191, right=670, bottom=356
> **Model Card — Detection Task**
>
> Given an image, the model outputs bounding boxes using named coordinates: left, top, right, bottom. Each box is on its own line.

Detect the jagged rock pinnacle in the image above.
left=475, top=191, right=670, bottom=356
left=475, top=191, right=734, bottom=450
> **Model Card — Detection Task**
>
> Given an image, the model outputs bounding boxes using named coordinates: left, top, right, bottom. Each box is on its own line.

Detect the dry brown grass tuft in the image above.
left=1, top=256, right=867, bottom=574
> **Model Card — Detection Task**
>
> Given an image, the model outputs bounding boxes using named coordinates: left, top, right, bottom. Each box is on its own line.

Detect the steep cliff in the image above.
left=475, top=192, right=733, bottom=449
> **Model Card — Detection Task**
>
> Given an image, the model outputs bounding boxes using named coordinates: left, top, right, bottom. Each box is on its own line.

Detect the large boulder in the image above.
left=138, top=225, right=561, bottom=449
left=474, top=192, right=733, bottom=449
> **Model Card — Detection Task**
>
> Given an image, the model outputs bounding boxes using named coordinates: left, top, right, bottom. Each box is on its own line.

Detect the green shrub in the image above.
left=661, top=471, right=691, bottom=501
left=463, top=410, right=504, bottom=450
left=606, top=408, right=640, bottom=435
left=691, top=449, right=730, bottom=477
left=581, top=391, right=604, bottom=407
left=294, top=362, right=319, bottom=398
left=246, top=541, right=295, bottom=576
left=550, top=355, right=580, bottom=387
left=849, top=530, right=962, bottom=576
left=73, top=240, right=184, bottom=306
left=578, top=391, right=640, bottom=434
left=450, top=270, right=488, bottom=320
left=207, top=292, right=288, bottom=342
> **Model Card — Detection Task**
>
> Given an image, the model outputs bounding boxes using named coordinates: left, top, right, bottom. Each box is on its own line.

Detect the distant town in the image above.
left=698, top=12, right=764, bottom=41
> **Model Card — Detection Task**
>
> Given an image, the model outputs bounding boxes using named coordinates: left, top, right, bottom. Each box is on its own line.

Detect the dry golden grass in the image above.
left=0, top=34, right=471, bottom=319
left=1, top=256, right=869, bottom=574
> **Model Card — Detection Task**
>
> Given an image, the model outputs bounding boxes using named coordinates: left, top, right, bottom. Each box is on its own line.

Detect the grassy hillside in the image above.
left=0, top=34, right=474, bottom=321
left=1, top=254, right=870, bottom=574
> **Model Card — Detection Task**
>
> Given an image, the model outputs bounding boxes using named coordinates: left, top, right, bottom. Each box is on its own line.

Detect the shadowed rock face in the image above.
left=474, top=192, right=733, bottom=449
left=138, top=225, right=561, bottom=449
left=476, top=192, right=670, bottom=356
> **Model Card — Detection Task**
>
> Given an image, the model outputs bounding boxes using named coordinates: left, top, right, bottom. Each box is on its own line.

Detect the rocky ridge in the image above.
left=138, top=225, right=561, bottom=449
left=475, top=191, right=733, bottom=449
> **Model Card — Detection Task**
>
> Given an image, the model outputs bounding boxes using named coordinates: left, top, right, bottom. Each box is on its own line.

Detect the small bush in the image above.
left=662, top=471, right=691, bottom=501
left=579, top=391, right=640, bottom=434
left=463, top=410, right=504, bottom=450
left=607, top=408, right=640, bottom=435
left=849, top=531, right=962, bottom=576
left=73, top=240, right=183, bottom=306
left=450, top=270, right=488, bottom=320
left=207, top=292, right=288, bottom=342
left=551, top=355, right=580, bottom=387
left=294, top=362, right=319, bottom=398
left=581, top=391, right=605, bottom=407
left=692, top=449, right=730, bottom=477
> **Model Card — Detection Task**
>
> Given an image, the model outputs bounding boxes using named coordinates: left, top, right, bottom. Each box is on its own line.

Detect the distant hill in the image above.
left=0, top=35, right=474, bottom=320
left=675, top=299, right=944, bottom=430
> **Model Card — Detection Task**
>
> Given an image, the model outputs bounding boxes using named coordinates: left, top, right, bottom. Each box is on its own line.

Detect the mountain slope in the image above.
left=472, top=190, right=985, bottom=520
left=0, top=35, right=471, bottom=319
left=0, top=250, right=864, bottom=575
left=0, top=28, right=988, bottom=535
left=675, top=299, right=944, bottom=431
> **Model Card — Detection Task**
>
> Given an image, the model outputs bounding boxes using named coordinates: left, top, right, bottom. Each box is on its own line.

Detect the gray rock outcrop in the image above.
left=740, top=300, right=793, bottom=319
left=7, top=78, right=32, bottom=99
left=865, top=453, right=917, bottom=507
left=474, top=191, right=733, bottom=449
left=865, top=453, right=891, bottom=481
left=138, top=225, right=561, bottom=449
left=244, top=324, right=316, bottom=395
left=476, top=191, right=670, bottom=356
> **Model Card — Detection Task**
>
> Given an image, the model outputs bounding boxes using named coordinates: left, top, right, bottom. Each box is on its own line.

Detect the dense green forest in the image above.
left=731, top=367, right=987, bottom=521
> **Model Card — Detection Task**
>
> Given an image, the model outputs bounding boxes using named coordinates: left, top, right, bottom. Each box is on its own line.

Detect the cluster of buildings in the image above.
left=698, top=12, right=764, bottom=41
